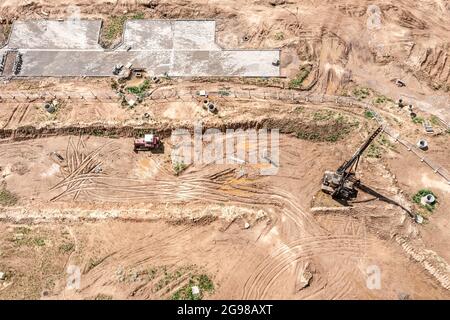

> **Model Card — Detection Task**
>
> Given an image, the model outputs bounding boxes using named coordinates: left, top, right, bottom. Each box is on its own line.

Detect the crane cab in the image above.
left=321, top=171, right=359, bottom=200
left=321, top=125, right=383, bottom=201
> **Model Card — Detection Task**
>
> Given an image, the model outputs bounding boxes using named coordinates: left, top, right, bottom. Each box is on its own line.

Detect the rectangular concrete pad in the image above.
left=7, top=20, right=102, bottom=50
left=19, top=50, right=171, bottom=77
left=173, top=20, right=219, bottom=50
left=6, top=19, right=280, bottom=77
left=121, top=20, right=173, bottom=50
left=19, top=49, right=279, bottom=77
left=120, top=20, right=219, bottom=51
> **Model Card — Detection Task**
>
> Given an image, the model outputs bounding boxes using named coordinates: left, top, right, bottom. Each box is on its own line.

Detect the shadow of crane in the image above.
left=354, top=183, right=415, bottom=218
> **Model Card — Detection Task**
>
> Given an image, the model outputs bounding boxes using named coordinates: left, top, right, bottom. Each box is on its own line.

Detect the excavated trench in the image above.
left=0, top=116, right=361, bottom=143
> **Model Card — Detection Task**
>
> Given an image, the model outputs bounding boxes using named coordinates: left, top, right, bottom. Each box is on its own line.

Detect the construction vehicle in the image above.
left=133, top=134, right=162, bottom=152
left=112, top=64, right=123, bottom=75
left=321, top=125, right=383, bottom=200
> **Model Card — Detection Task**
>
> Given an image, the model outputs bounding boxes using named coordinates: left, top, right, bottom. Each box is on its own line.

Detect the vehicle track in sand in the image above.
left=53, top=169, right=326, bottom=243
left=48, top=138, right=351, bottom=299
left=84, top=228, right=192, bottom=279
left=2, top=103, right=30, bottom=129
left=76, top=225, right=211, bottom=297
left=50, top=139, right=320, bottom=233
left=241, top=235, right=371, bottom=299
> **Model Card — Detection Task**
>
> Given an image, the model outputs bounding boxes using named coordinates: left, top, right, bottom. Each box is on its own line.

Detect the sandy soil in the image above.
left=0, top=0, right=449, bottom=300
left=0, top=128, right=449, bottom=299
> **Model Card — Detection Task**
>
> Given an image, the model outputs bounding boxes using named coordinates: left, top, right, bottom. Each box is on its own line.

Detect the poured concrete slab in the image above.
left=19, top=50, right=170, bottom=76
left=120, top=20, right=173, bottom=50
left=119, top=20, right=220, bottom=51
left=173, top=20, right=219, bottom=50
left=7, top=20, right=102, bottom=50
left=19, top=49, right=279, bottom=77
left=4, top=19, right=280, bottom=77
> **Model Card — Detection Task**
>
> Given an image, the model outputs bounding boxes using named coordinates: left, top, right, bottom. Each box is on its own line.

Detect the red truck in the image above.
left=133, top=134, right=162, bottom=152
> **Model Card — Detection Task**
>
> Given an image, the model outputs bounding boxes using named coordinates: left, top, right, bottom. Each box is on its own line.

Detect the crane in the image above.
left=321, top=125, right=384, bottom=200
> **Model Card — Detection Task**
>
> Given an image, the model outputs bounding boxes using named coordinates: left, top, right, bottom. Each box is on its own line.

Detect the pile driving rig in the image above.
left=321, top=125, right=383, bottom=200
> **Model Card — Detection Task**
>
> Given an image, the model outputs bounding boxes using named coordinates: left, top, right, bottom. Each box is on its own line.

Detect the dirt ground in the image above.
left=0, top=0, right=449, bottom=300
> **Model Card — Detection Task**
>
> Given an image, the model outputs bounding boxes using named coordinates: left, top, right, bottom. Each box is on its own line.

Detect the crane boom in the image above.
left=337, top=126, right=383, bottom=173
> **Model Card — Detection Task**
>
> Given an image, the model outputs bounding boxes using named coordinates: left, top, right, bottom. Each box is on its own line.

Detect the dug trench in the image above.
left=0, top=113, right=360, bottom=143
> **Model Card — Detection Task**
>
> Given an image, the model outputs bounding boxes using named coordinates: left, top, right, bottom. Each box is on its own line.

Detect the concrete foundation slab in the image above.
left=7, top=20, right=102, bottom=50
left=19, top=49, right=279, bottom=77
left=120, top=20, right=173, bottom=50
left=119, top=20, right=219, bottom=51
left=2, top=19, right=280, bottom=77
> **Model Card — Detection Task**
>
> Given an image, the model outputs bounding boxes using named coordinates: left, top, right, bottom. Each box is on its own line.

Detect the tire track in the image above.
left=2, top=105, right=19, bottom=129
left=242, top=235, right=369, bottom=299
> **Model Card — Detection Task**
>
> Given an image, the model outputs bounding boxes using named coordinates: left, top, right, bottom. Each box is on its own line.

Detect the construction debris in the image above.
left=127, top=98, right=136, bottom=107
left=13, top=52, right=23, bottom=75
left=296, top=262, right=313, bottom=291
left=423, top=120, right=434, bottom=133
left=198, top=90, right=208, bottom=97
left=395, top=79, right=406, bottom=87
left=415, top=215, right=424, bottom=224
left=44, top=101, right=57, bottom=113
left=0, top=54, right=5, bottom=74
left=113, top=64, right=123, bottom=75
left=297, top=271, right=313, bottom=290
left=417, top=139, right=428, bottom=150
left=93, top=165, right=102, bottom=174
left=421, top=194, right=436, bottom=206
left=191, top=286, right=200, bottom=295
left=50, top=152, right=65, bottom=162
left=122, top=93, right=137, bottom=107
left=207, top=102, right=217, bottom=113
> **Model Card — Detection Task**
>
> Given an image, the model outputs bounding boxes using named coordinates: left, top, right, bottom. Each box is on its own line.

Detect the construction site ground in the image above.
left=0, top=0, right=449, bottom=300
